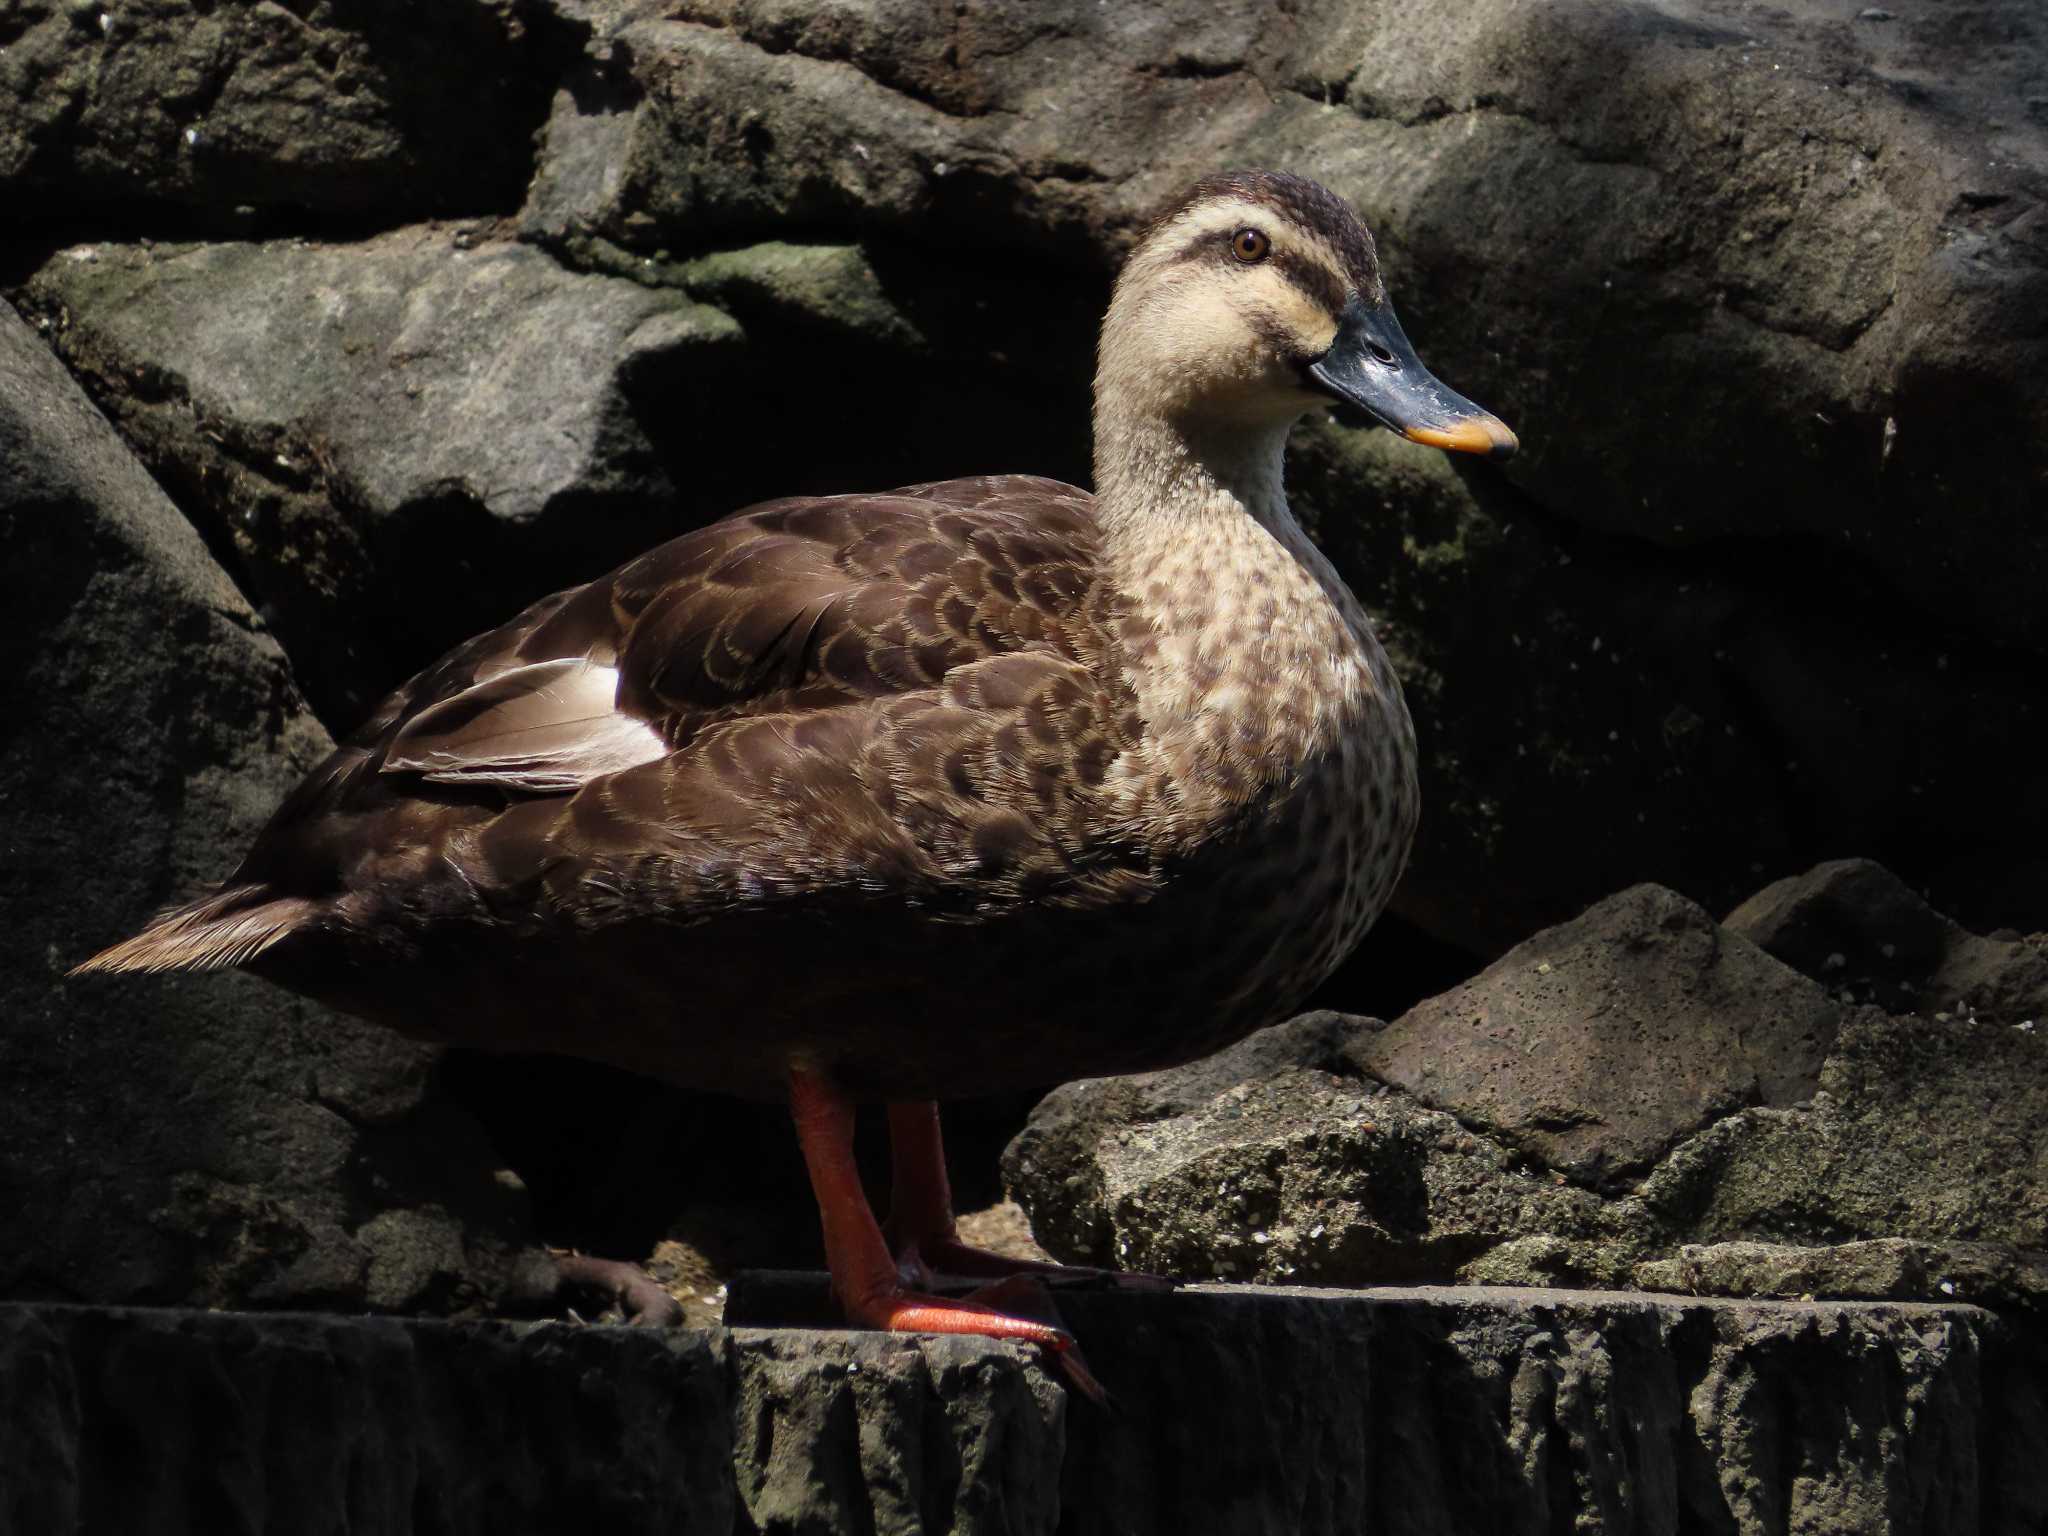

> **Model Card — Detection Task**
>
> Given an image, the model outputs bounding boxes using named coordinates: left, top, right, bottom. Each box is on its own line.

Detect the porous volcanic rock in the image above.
left=1634, top=1238, right=2048, bottom=1315
left=0, top=0, right=572, bottom=228
left=1638, top=1005, right=2048, bottom=1253
left=1361, top=883, right=1842, bottom=1187
left=1728, top=857, right=2048, bottom=1024
left=18, top=230, right=745, bottom=725
left=5, top=1291, right=2042, bottom=1535
left=0, top=301, right=544, bottom=1315
left=1008, top=872, right=2048, bottom=1308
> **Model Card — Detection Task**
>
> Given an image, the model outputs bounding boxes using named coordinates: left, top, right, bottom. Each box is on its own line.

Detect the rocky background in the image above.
left=4, top=0, right=2047, bottom=1524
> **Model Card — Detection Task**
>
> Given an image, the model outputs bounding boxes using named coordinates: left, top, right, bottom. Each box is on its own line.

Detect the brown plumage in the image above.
left=77, top=172, right=1515, bottom=1380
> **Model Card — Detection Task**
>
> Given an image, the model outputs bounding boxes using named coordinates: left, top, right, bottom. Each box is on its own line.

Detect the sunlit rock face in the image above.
left=1007, top=870, right=2048, bottom=1310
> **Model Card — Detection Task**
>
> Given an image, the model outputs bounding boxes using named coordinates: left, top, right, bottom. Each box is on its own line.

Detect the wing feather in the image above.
left=382, top=659, right=668, bottom=792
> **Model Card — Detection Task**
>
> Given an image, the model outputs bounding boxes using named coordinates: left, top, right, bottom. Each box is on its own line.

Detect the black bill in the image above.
left=1307, top=294, right=1519, bottom=460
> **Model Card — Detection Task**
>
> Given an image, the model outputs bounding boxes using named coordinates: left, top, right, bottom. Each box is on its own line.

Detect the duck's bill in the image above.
left=1307, top=295, right=1519, bottom=461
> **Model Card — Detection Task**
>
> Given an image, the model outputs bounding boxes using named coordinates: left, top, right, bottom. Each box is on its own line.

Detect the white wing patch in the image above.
left=382, top=659, right=669, bottom=792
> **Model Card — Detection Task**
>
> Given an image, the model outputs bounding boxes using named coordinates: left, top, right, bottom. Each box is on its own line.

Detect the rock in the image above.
left=5, top=1291, right=2042, bottom=1533
left=1288, top=422, right=2048, bottom=948
left=1005, top=1010, right=1661, bottom=1289
left=953, top=1199, right=1055, bottom=1268
left=669, top=240, right=926, bottom=349
left=0, top=0, right=571, bottom=228
left=1639, top=1008, right=2048, bottom=1253
left=1360, top=884, right=1842, bottom=1187
left=0, top=1304, right=1058, bottom=1536
left=1009, top=875, right=2048, bottom=1312
left=1009, top=1060, right=1630, bottom=1287
left=17, top=230, right=744, bottom=725
left=0, top=300, right=542, bottom=1315
left=1635, top=1238, right=2048, bottom=1314
left=1728, top=857, right=2048, bottom=1025
left=1005, top=1012, right=1384, bottom=1264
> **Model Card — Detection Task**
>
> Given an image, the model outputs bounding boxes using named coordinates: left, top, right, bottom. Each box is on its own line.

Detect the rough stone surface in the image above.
left=1361, top=883, right=1842, bottom=1187
left=1728, top=857, right=2048, bottom=1025
left=1634, top=1239, right=2048, bottom=1315
left=0, top=301, right=544, bottom=1315
left=17, top=231, right=744, bottom=724
left=1638, top=1006, right=2048, bottom=1252
left=1008, top=876, right=2048, bottom=1310
left=4, top=1292, right=2042, bottom=1535
left=0, top=0, right=571, bottom=227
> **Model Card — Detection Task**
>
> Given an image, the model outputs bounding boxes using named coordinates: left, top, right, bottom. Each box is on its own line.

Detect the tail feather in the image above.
left=70, top=885, right=317, bottom=977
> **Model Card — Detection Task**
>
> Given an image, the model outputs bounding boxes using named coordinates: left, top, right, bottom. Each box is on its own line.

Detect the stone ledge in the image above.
left=3, top=1286, right=2043, bottom=1534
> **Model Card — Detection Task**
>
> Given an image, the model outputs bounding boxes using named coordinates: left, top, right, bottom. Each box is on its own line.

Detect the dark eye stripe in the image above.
left=1162, top=227, right=1352, bottom=318
left=1142, top=172, right=1387, bottom=307
left=1163, top=227, right=1228, bottom=268
left=1270, top=250, right=1348, bottom=315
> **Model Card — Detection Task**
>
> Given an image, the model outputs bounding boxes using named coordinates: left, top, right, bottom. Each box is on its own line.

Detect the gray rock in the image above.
left=1728, top=857, right=2048, bottom=1025
left=1639, top=1007, right=2048, bottom=1252
left=4, top=1291, right=2041, bottom=1533
left=0, top=1304, right=1056, bottom=1536
left=1004, top=1012, right=1382, bottom=1265
left=1287, top=422, right=2048, bottom=948
left=0, top=300, right=542, bottom=1315
left=0, top=0, right=567, bottom=226
left=1360, top=884, right=1841, bottom=1187
left=1010, top=1061, right=1629, bottom=1287
left=1009, top=876, right=2048, bottom=1312
left=19, top=231, right=742, bottom=722
left=1635, top=1238, right=2048, bottom=1314
left=672, top=240, right=927, bottom=350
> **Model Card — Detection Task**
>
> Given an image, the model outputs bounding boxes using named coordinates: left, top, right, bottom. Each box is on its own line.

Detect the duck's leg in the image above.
left=787, top=1066, right=1104, bottom=1402
left=884, top=1100, right=1174, bottom=1290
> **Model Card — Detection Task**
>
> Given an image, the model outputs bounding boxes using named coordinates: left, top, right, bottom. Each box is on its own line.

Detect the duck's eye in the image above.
left=1230, top=227, right=1270, bottom=264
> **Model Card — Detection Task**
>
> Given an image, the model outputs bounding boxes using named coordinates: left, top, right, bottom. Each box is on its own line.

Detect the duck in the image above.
left=76, top=170, right=1516, bottom=1398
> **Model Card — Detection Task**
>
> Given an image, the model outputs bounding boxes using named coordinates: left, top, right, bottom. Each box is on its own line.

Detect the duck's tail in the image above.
left=70, top=884, right=317, bottom=976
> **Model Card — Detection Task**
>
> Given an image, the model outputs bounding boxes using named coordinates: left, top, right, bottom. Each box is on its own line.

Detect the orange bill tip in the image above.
left=1402, top=414, right=1520, bottom=461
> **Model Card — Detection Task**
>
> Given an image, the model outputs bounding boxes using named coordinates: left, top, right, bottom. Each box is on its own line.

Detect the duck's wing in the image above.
left=81, top=477, right=1135, bottom=976
left=365, top=476, right=1110, bottom=795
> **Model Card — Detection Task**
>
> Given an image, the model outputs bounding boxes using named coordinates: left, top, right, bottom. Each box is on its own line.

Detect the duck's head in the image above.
left=1099, top=170, right=1517, bottom=460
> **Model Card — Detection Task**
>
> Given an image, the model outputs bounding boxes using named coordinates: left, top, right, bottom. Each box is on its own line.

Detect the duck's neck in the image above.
left=1090, top=405, right=1386, bottom=796
left=1092, top=408, right=1296, bottom=553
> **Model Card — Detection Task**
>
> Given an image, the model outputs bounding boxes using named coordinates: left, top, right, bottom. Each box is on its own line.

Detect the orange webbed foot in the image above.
left=791, top=1071, right=1118, bottom=1401
left=844, top=1275, right=1108, bottom=1403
